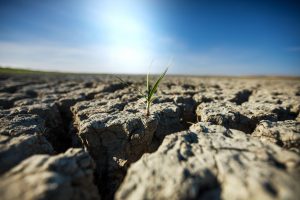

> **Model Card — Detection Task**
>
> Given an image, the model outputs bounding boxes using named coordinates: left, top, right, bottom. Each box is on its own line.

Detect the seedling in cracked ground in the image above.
left=116, top=67, right=168, bottom=116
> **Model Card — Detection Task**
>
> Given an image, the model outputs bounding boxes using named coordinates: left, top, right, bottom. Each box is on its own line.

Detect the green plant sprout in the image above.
left=145, top=67, right=168, bottom=116
left=116, top=67, right=168, bottom=116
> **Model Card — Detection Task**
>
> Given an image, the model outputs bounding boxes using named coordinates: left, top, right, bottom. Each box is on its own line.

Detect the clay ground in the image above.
left=0, top=73, right=299, bottom=200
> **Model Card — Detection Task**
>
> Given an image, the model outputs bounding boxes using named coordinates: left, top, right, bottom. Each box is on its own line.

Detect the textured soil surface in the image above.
left=0, top=73, right=299, bottom=200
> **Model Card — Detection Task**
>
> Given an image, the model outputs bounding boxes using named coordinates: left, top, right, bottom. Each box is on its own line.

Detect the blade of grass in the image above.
left=147, top=70, right=150, bottom=97
left=149, top=67, right=168, bottom=97
left=147, top=59, right=153, bottom=97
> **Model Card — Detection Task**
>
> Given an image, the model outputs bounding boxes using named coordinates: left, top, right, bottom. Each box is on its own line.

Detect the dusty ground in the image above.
left=0, top=73, right=299, bottom=200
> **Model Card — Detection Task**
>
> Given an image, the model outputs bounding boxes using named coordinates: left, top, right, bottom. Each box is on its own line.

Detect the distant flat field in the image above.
left=1, top=66, right=299, bottom=80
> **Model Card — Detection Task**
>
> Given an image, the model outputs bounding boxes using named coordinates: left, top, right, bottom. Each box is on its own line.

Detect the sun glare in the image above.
left=91, top=0, right=156, bottom=72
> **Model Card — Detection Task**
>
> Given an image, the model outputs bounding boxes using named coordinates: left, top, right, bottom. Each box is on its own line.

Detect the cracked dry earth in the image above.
left=0, top=74, right=299, bottom=200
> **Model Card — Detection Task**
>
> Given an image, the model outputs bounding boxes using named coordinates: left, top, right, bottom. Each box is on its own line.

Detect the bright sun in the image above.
left=94, top=1, right=157, bottom=73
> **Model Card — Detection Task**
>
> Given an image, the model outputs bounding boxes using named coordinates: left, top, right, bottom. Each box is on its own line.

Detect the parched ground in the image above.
left=0, top=73, right=299, bottom=200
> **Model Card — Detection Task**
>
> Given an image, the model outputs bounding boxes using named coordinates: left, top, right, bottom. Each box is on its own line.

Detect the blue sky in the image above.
left=0, top=0, right=299, bottom=75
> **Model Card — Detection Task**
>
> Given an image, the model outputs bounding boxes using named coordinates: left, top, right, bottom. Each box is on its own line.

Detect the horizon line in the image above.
left=1, top=66, right=300, bottom=78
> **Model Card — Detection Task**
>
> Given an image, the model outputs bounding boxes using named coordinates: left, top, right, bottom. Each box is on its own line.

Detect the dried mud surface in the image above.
left=0, top=73, right=299, bottom=200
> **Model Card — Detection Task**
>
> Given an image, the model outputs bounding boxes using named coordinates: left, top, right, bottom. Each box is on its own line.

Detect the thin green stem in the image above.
left=146, top=101, right=150, bottom=116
